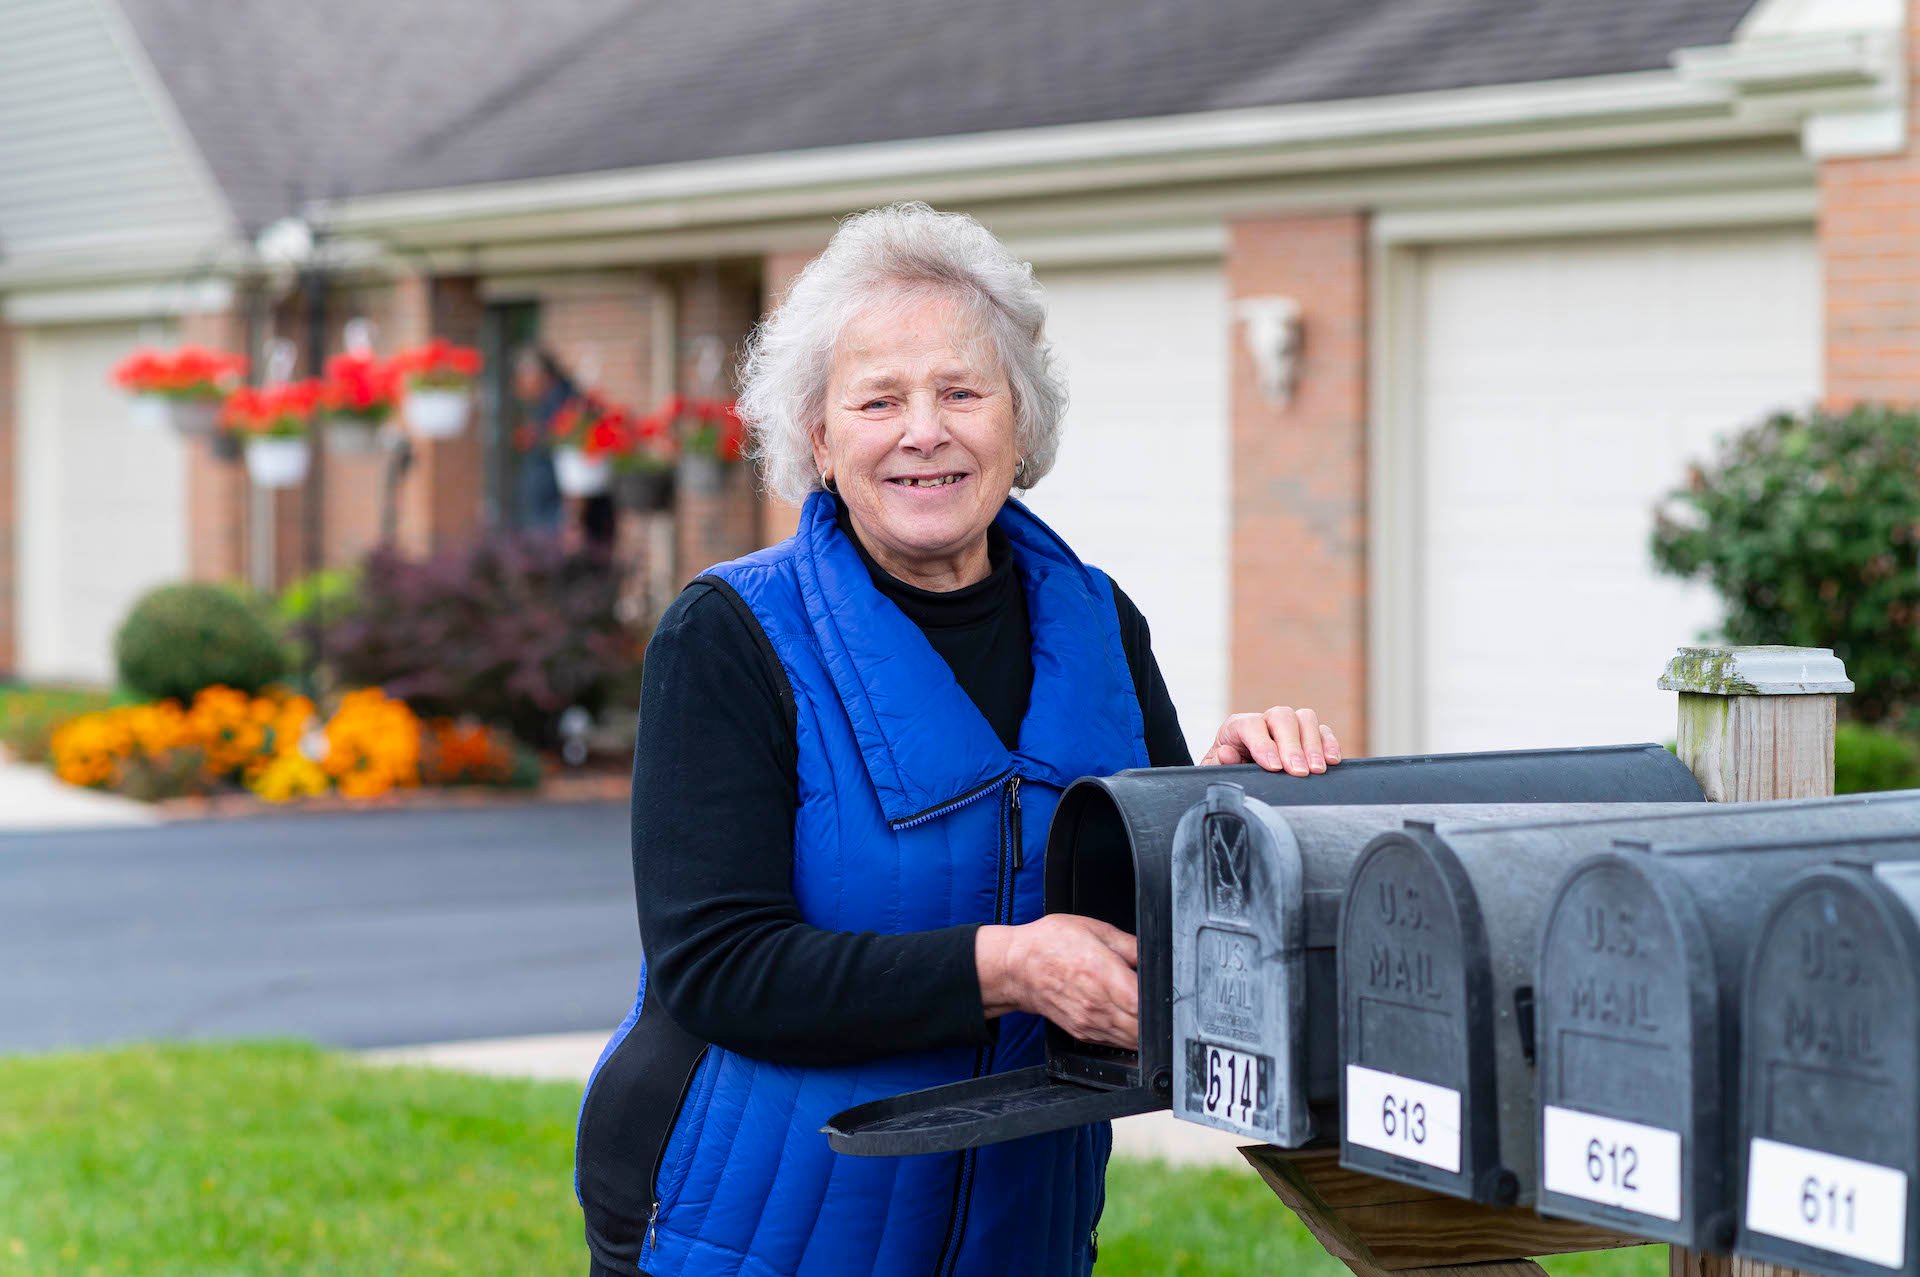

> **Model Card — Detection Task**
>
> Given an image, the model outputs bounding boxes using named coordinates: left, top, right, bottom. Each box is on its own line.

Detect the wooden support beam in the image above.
left=1659, top=645, right=1851, bottom=1277
left=1242, top=1145, right=1645, bottom=1275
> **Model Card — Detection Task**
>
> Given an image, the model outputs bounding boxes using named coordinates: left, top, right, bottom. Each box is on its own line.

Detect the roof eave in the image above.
left=327, top=65, right=1810, bottom=248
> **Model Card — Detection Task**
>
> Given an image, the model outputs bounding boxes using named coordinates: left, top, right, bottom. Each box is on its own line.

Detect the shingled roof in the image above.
left=118, top=0, right=1759, bottom=229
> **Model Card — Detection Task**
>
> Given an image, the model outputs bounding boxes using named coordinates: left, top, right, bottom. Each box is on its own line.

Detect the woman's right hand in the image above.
left=975, top=915, right=1139, bottom=1049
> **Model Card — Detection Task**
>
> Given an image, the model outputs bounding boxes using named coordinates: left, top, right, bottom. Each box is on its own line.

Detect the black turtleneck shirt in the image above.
left=629, top=506, right=1191, bottom=1065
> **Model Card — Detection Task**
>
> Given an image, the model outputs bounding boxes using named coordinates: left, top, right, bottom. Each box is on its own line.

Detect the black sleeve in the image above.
left=1108, top=579, right=1194, bottom=768
left=631, top=581, right=994, bottom=1067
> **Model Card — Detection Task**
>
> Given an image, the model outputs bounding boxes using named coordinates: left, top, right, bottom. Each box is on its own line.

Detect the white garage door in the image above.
left=1023, top=261, right=1229, bottom=761
left=1414, top=228, right=1821, bottom=752
left=18, top=322, right=189, bottom=684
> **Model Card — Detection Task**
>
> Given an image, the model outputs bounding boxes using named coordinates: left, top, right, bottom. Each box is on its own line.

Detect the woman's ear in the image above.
left=809, top=422, right=832, bottom=483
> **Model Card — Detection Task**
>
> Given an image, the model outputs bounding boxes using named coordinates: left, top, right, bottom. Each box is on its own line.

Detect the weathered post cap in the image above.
left=1657, top=645, right=1853, bottom=696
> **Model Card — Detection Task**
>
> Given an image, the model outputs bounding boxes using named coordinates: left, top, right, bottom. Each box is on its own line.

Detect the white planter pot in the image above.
left=129, top=395, right=172, bottom=431
left=678, top=452, right=725, bottom=497
left=553, top=446, right=612, bottom=497
left=245, top=437, right=311, bottom=489
left=406, top=387, right=471, bottom=439
left=168, top=397, right=223, bottom=436
left=327, top=416, right=385, bottom=455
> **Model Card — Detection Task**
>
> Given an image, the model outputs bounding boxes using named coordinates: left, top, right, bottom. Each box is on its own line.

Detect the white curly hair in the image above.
left=738, top=202, right=1068, bottom=504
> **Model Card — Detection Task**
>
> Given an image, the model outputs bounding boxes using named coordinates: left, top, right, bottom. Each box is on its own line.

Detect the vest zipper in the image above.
left=640, top=1048, right=709, bottom=1268
left=935, top=771, right=1024, bottom=1277
left=889, top=769, right=1012, bottom=831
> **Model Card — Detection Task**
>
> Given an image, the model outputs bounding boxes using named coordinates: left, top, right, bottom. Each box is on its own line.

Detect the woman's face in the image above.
left=813, top=291, right=1018, bottom=590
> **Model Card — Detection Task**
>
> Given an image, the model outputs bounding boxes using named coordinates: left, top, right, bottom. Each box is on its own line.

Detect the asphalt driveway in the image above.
left=0, top=802, right=641, bottom=1053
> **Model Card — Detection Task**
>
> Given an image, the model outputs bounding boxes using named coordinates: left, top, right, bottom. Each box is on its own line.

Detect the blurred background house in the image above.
left=0, top=0, right=1908, bottom=761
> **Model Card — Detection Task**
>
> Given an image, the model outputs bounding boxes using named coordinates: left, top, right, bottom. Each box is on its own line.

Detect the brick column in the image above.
left=1227, top=213, right=1370, bottom=754
left=394, top=274, right=485, bottom=558
left=0, top=318, right=15, bottom=676
left=537, top=270, right=662, bottom=620
left=672, top=264, right=762, bottom=581
left=180, top=307, right=252, bottom=584
left=757, top=248, right=821, bottom=548
left=1820, top=0, right=1920, bottom=407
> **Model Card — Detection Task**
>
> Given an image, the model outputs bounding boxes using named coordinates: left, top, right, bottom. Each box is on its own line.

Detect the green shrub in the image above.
left=1835, top=722, right=1920, bottom=794
left=1652, top=404, right=1920, bottom=727
left=113, top=583, right=292, bottom=704
left=324, top=534, right=642, bottom=747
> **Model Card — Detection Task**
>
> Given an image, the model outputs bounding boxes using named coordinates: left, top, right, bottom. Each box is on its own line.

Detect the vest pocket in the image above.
left=644, top=1046, right=717, bottom=1260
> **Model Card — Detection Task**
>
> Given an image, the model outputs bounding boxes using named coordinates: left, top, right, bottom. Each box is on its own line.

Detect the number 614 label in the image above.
left=1345, top=1065, right=1461, bottom=1172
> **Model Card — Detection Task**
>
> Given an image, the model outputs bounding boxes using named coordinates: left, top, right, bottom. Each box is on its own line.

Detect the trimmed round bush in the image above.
left=114, top=583, right=291, bottom=703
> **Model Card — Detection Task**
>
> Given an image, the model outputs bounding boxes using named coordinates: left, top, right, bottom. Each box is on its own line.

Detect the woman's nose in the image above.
left=899, top=393, right=951, bottom=450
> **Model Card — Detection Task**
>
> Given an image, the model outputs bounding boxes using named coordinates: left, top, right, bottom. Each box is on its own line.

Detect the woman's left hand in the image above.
left=1199, top=706, right=1342, bottom=776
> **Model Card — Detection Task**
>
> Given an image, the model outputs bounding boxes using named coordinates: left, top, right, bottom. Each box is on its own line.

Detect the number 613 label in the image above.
left=1344, top=1064, right=1461, bottom=1173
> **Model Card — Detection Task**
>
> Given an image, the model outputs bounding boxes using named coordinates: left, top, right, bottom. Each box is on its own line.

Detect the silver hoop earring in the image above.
left=821, top=474, right=838, bottom=494
left=1013, top=456, right=1030, bottom=486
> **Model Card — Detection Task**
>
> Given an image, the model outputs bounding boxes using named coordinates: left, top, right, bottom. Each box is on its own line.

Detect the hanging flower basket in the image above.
left=554, top=445, right=612, bottom=497
left=655, top=395, right=743, bottom=496
left=128, top=394, right=173, bottom=432
left=405, top=388, right=471, bottom=439
left=111, top=346, right=246, bottom=436
left=393, top=338, right=482, bottom=440
left=326, top=417, right=385, bottom=455
left=614, top=465, right=676, bottom=512
left=224, top=382, right=321, bottom=489
left=322, top=352, right=397, bottom=454
left=245, top=437, right=312, bottom=489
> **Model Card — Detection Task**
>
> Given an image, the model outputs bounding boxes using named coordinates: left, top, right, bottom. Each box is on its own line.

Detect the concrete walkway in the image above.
left=361, top=1032, right=1252, bottom=1167
left=0, top=756, right=158, bottom=833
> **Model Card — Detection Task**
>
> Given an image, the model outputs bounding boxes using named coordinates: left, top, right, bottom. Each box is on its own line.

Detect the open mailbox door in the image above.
left=824, top=743, right=1702, bottom=1158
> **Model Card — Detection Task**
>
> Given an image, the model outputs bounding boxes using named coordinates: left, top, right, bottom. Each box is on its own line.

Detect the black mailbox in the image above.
left=1738, top=855, right=1920, bottom=1277
left=1168, top=789, right=1686, bottom=1147
left=1535, top=796, right=1920, bottom=1247
left=825, top=743, right=1702, bottom=1157
left=1340, top=795, right=1920, bottom=1208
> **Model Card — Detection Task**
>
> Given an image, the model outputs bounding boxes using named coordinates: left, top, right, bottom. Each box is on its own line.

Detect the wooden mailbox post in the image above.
left=1242, top=644, right=1852, bottom=1277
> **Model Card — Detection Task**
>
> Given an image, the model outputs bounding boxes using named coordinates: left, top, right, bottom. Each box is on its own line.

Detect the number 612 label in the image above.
left=1345, top=1064, right=1461, bottom=1173
left=1541, top=1106, right=1683, bottom=1221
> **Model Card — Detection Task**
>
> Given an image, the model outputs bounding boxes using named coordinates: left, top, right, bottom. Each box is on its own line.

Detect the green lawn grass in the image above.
left=0, top=1042, right=1666, bottom=1276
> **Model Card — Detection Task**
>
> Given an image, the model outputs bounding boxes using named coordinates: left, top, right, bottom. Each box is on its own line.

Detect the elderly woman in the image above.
left=576, top=203, right=1341, bottom=1277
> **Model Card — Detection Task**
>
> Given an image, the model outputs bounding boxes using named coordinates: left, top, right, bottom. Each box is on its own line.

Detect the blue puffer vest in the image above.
left=628, top=491, right=1148, bottom=1277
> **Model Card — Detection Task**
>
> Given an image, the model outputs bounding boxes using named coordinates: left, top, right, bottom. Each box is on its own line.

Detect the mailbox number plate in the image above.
left=1746, top=1138, right=1909, bottom=1269
left=1197, top=1042, right=1263, bottom=1130
left=1345, top=1064, right=1461, bottom=1172
left=1542, top=1105, right=1683, bottom=1221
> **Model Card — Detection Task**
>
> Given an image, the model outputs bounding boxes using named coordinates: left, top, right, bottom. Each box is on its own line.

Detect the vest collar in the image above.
left=791, top=490, right=1143, bottom=824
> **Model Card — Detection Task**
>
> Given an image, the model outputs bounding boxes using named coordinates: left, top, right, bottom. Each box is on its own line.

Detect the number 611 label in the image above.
left=1345, top=1065, right=1461, bottom=1172
left=1746, top=1138, right=1909, bottom=1269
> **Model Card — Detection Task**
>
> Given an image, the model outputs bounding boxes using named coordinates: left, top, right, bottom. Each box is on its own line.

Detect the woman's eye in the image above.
left=861, top=399, right=890, bottom=412
left=947, top=389, right=975, bottom=401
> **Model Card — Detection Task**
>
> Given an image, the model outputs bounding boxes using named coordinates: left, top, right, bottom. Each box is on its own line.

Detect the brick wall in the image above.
left=672, top=264, right=763, bottom=581
left=0, top=318, right=14, bottom=676
left=1820, top=0, right=1920, bottom=407
left=535, top=270, right=661, bottom=618
left=756, top=248, right=820, bottom=548
left=1226, top=213, right=1371, bottom=754
left=180, top=306, right=252, bottom=585
left=393, top=274, right=486, bottom=559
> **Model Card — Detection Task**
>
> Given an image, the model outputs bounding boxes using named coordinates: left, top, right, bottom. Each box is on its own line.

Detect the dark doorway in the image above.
left=480, top=301, right=541, bottom=528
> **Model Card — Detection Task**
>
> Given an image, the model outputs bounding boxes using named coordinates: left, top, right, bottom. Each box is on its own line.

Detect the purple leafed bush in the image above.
left=324, top=535, right=642, bottom=747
